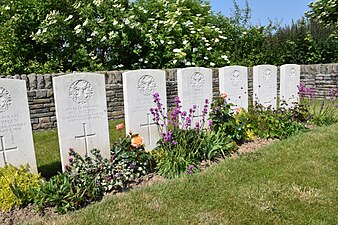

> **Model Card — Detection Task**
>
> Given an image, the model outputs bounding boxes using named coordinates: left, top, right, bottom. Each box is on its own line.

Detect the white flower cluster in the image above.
left=30, top=0, right=233, bottom=69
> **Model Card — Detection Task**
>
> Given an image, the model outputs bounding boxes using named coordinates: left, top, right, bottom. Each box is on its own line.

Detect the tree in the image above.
left=306, top=0, right=338, bottom=28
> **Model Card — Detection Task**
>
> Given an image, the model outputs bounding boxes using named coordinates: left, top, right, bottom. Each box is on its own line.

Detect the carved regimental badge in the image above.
left=231, top=70, right=241, bottom=87
left=190, top=72, right=205, bottom=91
left=0, top=87, right=12, bottom=113
left=69, top=80, right=94, bottom=104
left=138, top=75, right=157, bottom=96
left=263, top=69, right=272, bottom=80
left=290, top=67, right=296, bottom=80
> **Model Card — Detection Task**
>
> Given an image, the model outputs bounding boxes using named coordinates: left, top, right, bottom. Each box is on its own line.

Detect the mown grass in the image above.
left=33, top=123, right=338, bottom=225
left=33, top=120, right=125, bottom=178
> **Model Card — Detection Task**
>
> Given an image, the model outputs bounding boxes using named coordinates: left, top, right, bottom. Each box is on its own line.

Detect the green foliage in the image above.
left=0, top=0, right=336, bottom=74
left=264, top=18, right=338, bottom=65
left=306, top=0, right=338, bottom=28
left=201, top=131, right=237, bottom=159
left=242, top=104, right=308, bottom=139
left=111, top=132, right=154, bottom=177
left=152, top=129, right=236, bottom=178
left=41, top=123, right=338, bottom=225
left=209, top=96, right=248, bottom=143
left=150, top=94, right=236, bottom=178
left=33, top=143, right=153, bottom=213
left=0, top=164, right=41, bottom=211
left=298, top=83, right=338, bottom=126
left=153, top=128, right=205, bottom=178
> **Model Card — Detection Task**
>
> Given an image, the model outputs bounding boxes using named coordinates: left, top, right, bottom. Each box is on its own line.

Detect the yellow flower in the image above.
left=246, top=129, right=256, bottom=140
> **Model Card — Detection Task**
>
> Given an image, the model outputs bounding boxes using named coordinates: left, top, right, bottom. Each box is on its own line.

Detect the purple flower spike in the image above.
left=185, top=117, right=191, bottom=127
left=153, top=92, right=160, bottom=98
left=164, top=130, right=173, bottom=142
left=208, top=120, right=213, bottom=127
left=195, top=122, right=200, bottom=131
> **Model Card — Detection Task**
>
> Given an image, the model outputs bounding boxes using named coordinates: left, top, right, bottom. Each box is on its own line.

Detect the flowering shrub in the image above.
left=33, top=134, right=153, bottom=213
left=111, top=132, right=153, bottom=178
left=241, top=104, right=308, bottom=139
left=209, top=94, right=249, bottom=144
left=298, top=82, right=338, bottom=125
left=0, top=164, right=41, bottom=211
left=1, top=0, right=337, bottom=74
left=150, top=93, right=235, bottom=178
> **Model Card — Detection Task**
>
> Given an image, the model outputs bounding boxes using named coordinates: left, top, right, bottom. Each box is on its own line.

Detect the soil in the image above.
left=0, top=138, right=277, bottom=225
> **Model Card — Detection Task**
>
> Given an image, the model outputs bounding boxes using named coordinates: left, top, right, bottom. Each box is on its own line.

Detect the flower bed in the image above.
left=0, top=88, right=336, bottom=215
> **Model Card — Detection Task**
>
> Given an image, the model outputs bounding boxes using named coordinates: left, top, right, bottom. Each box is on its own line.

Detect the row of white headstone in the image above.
left=0, top=64, right=300, bottom=173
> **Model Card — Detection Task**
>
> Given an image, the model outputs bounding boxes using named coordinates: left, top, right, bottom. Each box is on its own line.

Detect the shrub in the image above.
left=0, top=164, right=41, bottom=212
left=242, top=104, right=308, bottom=139
left=33, top=141, right=153, bottom=213
left=209, top=94, right=249, bottom=144
left=111, top=132, right=154, bottom=178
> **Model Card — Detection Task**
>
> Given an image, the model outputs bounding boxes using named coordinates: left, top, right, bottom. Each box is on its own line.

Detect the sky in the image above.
left=209, top=0, right=313, bottom=26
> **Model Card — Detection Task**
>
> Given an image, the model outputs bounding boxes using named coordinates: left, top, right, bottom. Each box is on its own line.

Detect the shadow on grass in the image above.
left=38, top=161, right=62, bottom=179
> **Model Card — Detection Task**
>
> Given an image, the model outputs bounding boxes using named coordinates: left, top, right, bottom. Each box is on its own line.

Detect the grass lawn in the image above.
left=34, top=122, right=338, bottom=225
left=33, top=120, right=125, bottom=178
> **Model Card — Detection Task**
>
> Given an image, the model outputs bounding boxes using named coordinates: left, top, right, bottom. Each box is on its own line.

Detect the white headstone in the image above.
left=123, top=69, right=167, bottom=151
left=0, top=79, right=37, bottom=173
left=219, top=66, right=248, bottom=110
left=177, top=67, right=213, bottom=126
left=253, top=65, right=277, bottom=109
left=280, top=64, right=300, bottom=108
left=53, top=73, right=110, bottom=171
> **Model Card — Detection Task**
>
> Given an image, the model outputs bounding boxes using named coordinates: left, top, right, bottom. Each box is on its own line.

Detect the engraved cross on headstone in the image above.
left=75, top=123, right=96, bottom=157
left=140, top=113, right=157, bottom=145
left=0, top=136, right=18, bottom=165
left=192, top=105, right=203, bottom=121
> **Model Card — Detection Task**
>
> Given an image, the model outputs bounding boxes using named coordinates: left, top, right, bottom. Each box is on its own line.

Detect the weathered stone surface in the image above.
left=280, top=64, right=300, bottom=108
left=0, top=78, right=37, bottom=174
left=28, top=74, right=37, bottom=90
left=177, top=67, right=213, bottom=127
left=123, top=69, right=167, bottom=151
left=37, top=74, right=45, bottom=89
left=53, top=73, right=110, bottom=171
left=1, top=64, right=336, bottom=131
left=219, top=66, right=248, bottom=110
left=253, top=65, right=278, bottom=108
left=35, top=90, right=47, bottom=98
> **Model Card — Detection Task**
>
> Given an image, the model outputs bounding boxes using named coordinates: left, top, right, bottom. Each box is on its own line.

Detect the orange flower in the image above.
left=131, top=135, right=144, bottom=148
left=220, top=93, right=228, bottom=99
left=236, top=107, right=242, bottom=114
left=115, top=123, right=124, bottom=131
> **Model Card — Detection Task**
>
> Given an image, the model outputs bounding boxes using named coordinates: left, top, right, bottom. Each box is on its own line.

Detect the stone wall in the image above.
left=4, top=63, right=337, bottom=130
